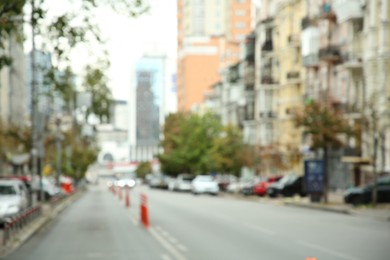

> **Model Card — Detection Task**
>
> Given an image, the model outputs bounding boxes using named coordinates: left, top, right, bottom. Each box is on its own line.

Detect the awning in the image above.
left=341, top=156, right=371, bottom=165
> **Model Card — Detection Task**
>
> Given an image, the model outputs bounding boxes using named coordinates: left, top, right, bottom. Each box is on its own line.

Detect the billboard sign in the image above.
left=304, top=160, right=324, bottom=193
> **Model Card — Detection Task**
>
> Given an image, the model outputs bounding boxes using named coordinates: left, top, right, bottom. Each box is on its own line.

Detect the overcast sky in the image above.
left=25, top=0, right=177, bottom=101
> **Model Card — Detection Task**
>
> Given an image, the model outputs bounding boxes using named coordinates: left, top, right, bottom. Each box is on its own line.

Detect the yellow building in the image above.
left=269, top=0, right=305, bottom=174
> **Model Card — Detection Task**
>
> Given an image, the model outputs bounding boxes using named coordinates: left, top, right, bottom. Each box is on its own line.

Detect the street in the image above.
left=5, top=184, right=390, bottom=260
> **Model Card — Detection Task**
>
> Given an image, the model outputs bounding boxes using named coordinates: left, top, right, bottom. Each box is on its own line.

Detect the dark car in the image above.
left=344, top=175, right=390, bottom=205
left=267, top=175, right=305, bottom=198
left=280, top=176, right=306, bottom=197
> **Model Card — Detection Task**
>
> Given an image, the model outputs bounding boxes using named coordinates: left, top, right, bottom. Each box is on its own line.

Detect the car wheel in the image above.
left=351, top=196, right=362, bottom=206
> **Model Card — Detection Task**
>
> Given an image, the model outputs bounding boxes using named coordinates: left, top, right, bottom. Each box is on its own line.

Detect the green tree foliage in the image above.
left=209, top=125, right=244, bottom=175
left=293, top=100, right=354, bottom=150
left=159, top=113, right=245, bottom=176
left=0, top=0, right=26, bottom=69
left=84, top=63, right=112, bottom=123
left=135, top=161, right=151, bottom=179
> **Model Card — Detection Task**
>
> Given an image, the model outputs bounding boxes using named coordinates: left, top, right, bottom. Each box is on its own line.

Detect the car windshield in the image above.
left=196, top=176, right=213, bottom=182
left=0, top=184, right=17, bottom=195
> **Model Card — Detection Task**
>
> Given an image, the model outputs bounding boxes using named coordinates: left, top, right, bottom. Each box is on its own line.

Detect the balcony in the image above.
left=259, top=111, right=277, bottom=119
left=319, top=45, right=342, bottom=62
left=287, top=71, right=300, bottom=79
left=286, top=71, right=301, bottom=84
left=302, top=54, right=319, bottom=67
left=228, top=64, right=240, bottom=83
left=333, top=0, right=363, bottom=23
left=244, top=65, right=255, bottom=86
left=318, top=3, right=336, bottom=20
left=342, top=52, right=363, bottom=69
left=262, top=40, right=273, bottom=52
left=261, top=75, right=278, bottom=85
left=301, top=17, right=316, bottom=30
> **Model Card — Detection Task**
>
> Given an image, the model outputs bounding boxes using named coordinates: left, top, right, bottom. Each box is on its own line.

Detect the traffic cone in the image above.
left=140, top=194, right=150, bottom=228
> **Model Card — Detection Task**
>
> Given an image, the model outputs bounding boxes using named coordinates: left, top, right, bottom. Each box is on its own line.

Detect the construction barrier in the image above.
left=140, top=193, right=150, bottom=228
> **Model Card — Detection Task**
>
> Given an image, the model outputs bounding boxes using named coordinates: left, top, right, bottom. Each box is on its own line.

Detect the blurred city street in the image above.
left=5, top=184, right=390, bottom=260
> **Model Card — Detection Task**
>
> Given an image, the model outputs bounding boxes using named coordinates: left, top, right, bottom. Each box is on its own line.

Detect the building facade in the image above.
left=0, top=37, right=27, bottom=126
left=177, top=0, right=253, bottom=111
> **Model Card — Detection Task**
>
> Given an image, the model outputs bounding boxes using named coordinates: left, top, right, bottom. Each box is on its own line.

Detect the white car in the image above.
left=191, top=175, right=219, bottom=195
left=170, top=174, right=195, bottom=192
left=0, top=180, right=29, bottom=220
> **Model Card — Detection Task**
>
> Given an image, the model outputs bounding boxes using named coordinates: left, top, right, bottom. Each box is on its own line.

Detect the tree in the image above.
left=209, top=125, right=244, bottom=176
left=159, top=112, right=247, bottom=176
left=135, top=162, right=151, bottom=179
left=0, top=0, right=25, bottom=69
left=293, top=100, right=354, bottom=203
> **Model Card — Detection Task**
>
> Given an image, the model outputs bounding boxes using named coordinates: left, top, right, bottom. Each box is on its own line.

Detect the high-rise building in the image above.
left=177, top=0, right=253, bottom=111
left=130, top=55, right=167, bottom=162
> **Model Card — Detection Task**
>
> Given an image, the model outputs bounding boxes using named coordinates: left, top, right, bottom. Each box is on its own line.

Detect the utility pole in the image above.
left=30, top=0, right=41, bottom=203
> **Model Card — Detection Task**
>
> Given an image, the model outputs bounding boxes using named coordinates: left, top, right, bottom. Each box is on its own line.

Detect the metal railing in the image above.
left=1, top=205, right=42, bottom=248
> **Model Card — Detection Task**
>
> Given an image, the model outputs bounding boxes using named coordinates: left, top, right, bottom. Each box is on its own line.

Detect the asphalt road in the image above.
left=6, top=184, right=390, bottom=260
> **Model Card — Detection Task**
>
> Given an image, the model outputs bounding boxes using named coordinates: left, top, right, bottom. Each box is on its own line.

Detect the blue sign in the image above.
left=304, top=160, right=324, bottom=193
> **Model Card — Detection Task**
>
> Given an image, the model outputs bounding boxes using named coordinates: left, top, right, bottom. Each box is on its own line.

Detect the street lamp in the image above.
left=55, top=117, right=64, bottom=187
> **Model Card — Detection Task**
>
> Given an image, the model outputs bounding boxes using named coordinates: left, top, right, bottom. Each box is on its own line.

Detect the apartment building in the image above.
left=0, top=37, right=27, bottom=127
left=177, top=0, right=252, bottom=111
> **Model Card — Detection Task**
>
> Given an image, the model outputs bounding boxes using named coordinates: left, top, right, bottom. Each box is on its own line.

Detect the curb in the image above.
left=0, top=189, right=86, bottom=258
left=284, top=201, right=350, bottom=215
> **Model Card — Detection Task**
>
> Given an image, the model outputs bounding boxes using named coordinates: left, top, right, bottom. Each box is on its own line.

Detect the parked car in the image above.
left=170, top=174, right=195, bottom=192
left=240, top=179, right=262, bottom=196
left=0, top=180, right=29, bottom=221
left=344, top=175, right=390, bottom=205
left=267, top=175, right=304, bottom=198
left=191, top=175, right=219, bottom=195
left=32, top=177, right=62, bottom=201
left=254, top=176, right=282, bottom=196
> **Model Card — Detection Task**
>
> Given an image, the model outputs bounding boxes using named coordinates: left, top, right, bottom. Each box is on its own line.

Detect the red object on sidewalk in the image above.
left=125, top=187, right=131, bottom=208
left=140, top=193, right=150, bottom=228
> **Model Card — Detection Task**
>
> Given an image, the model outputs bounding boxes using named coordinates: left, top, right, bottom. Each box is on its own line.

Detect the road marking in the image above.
left=244, top=223, right=276, bottom=236
left=177, top=244, right=188, bottom=252
left=128, top=215, right=138, bottom=226
left=149, top=227, right=187, bottom=260
left=296, top=240, right=360, bottom=260
left=168, top=236, right=178, bottom=244
left=161, top=254, right=173, bottom=260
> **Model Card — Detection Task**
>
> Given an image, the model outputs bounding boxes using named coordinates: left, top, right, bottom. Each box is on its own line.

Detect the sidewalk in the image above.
left=0, top=189, right=86, bottom=258
left=283, top=193, right=390, bottom=222
left=221, top=191, right=390, bottom=222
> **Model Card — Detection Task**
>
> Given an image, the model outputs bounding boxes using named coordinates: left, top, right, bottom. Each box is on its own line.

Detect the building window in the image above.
left=235, top=10, right=245, bottom=16
left=235, top=22, right=246, bottom=29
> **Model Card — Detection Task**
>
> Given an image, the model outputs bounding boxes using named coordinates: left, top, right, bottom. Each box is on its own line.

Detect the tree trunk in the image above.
left=323, top=145, right=329, bottom=204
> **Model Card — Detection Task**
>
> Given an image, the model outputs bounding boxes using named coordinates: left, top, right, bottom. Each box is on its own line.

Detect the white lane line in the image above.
left=161, top=254, right=173, bottom=260
left=296, top=240, right=360, bottom=260
left=149, top=227, right=187, bottom=260
left=168, top=236, right=178, bottom=244
left=244, top=223, right=276, bottom=236
left=177, top=244, right=188, bottom=252
left=128, top=215, right=138, bottom=226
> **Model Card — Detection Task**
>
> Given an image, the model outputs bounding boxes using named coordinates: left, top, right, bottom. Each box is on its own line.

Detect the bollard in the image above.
left=140, top=193, right=150, bottom=228
left=125, top=186, right=131, bottom=208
